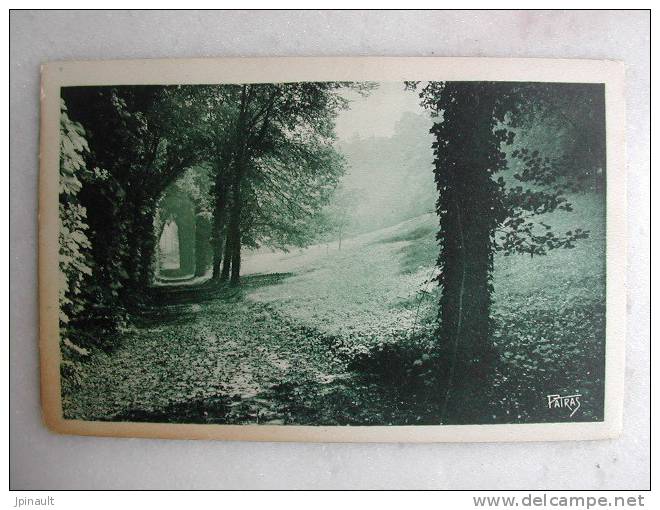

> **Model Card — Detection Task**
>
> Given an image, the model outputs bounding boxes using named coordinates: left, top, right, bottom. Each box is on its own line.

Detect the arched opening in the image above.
left=154, top=187, right=196, bottom=281
left=151, top=165, right=214, bottom=284
left=158, top=217, right=181, bottom=274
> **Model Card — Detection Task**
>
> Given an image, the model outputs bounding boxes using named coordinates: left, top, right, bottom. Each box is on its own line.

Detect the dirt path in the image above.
left=63, top=278, right=349, bottom=424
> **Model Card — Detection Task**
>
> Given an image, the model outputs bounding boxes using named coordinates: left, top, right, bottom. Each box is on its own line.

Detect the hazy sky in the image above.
left=335, top=82, right=425, bottom=141
left=329, top=82, right=437, bottom=235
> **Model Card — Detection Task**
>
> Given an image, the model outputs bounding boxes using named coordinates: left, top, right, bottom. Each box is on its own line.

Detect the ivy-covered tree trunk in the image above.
left=408, top=80, right=599, bottom=421
left=432, top=83, right=505, bottom=420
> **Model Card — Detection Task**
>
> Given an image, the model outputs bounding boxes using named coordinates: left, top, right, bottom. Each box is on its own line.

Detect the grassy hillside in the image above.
left=243, top=191, right=604, bottom=344
left=243, top=212, right=440, bottom=346
left=241, top=191, right=606, bottom=423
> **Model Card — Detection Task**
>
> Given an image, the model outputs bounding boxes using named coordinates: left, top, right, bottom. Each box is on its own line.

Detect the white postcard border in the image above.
left=39, top=57, right=626, bottom=442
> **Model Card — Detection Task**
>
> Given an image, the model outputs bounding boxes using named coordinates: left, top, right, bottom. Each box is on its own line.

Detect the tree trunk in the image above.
left=211, top=230, right=224, bottom=279
left=195, top=212, right=212, bottom=278
left=228, top=162, right=243, bottom=286
left=434, top=83, right=502, bottom=423
left=211, top=174, right=228, bottom=280
left=230, top=225, right=241, bottom=285
left=220, top=230, right=232, bottom=281
left=137, top=197, right=159, bottom=288
left=226, top=85, right=251, bottom=286
left=124, top=188, right=155, bottom=303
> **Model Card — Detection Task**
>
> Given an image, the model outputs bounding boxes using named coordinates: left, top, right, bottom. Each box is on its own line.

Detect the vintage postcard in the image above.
left=39, top=57, right=625, bottom=442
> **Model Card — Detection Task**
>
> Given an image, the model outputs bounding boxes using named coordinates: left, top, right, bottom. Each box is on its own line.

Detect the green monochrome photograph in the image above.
left=39, top=58, right=625, bottom=441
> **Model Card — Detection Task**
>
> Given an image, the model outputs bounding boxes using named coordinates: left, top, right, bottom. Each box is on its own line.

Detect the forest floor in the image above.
left=62, top=194, right=606, bottom=425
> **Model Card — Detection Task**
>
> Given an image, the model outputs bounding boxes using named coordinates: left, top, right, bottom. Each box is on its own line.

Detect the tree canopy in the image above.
left=59, top=82, right=371, bottom=349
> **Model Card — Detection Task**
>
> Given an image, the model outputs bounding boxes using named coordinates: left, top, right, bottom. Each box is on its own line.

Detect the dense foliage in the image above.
left=60, top=83, right=364, bottom=350
left=409, top=81, right=605, bottom=421
left=58, top=100, right=96, bottom=352
left=205, top=83, right=370, bottom=284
